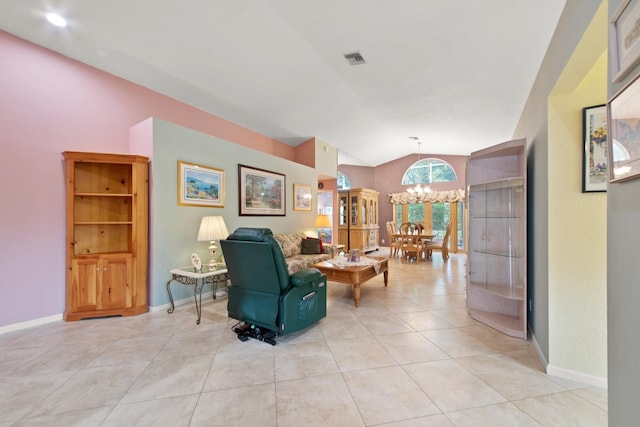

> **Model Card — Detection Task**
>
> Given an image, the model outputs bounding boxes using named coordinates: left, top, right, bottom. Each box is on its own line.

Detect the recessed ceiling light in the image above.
left=46, top=13, right=67, bottom=27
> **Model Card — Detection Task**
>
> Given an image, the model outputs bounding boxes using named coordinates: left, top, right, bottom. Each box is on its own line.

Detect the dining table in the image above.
left=391, top=231, right=436, bottom=261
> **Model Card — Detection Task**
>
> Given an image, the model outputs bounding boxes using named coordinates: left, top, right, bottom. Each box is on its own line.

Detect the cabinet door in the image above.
left=100, top=255, right=131, bottom=310
left=71, top=258, right=99, bottom=312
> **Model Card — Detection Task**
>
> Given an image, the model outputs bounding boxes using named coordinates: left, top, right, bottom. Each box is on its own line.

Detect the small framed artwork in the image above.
left=610, top=0, right=640, bottom=82
left=293, top=184, right=312, bottom=211
left=178, top=161, right=225, bottom=207
left=608, top=73, right=640, bottom=182
left=238, top=164, right=286, bottom=216
left=582, top=105, right=608, bottom=192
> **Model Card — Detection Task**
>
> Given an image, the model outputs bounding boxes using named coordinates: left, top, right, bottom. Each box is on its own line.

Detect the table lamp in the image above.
left=197, top=216, right=229, bottom=271
left=314, top=214, right=332, bottom=242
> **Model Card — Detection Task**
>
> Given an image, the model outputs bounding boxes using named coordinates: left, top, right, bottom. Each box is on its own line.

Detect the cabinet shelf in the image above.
left=468, top=308, right=527, bottom=339
left=75, top=193, right=133, bottom=197
left=74, top=221, right=133, bottom=225
left=472, top=249, right=522, bottom=258
left=469, top=281, right=524, bottom=300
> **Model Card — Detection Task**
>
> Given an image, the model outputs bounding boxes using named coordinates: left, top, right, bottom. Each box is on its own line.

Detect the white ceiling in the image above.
left=0, top=0, right=566, bottom=166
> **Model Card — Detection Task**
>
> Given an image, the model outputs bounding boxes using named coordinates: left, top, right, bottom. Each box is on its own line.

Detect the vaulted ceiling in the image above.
left=0, top=1, right=566, bottom=165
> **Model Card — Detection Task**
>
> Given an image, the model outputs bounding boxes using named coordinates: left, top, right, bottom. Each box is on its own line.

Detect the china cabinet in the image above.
left=466, top=139, right=527, bottom=339
left=63, top=151, right=149, bottom=321
left=337, top=188, right=379, bottom=252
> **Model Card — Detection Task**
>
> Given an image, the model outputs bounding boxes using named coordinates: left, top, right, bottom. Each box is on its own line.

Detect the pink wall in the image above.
left=0, top=31, right=300, bottom=327
left=339, top=154, right=468, bottom=244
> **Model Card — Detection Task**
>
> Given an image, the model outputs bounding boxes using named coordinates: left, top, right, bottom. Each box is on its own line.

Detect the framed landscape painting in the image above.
left=582, top=105, right=608, bottom=192
left=238, top=164, right=286, bottom=216
left=293, top=184, right=312, bottom=211
left=178, top=161, right=225, bottom=207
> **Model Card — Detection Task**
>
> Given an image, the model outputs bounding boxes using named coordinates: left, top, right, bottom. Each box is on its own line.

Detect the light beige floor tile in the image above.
left=460, top=324, right=531, bottom=353
left=445, top=402, right=541, bottom=426
left=153, top=328, right=223, bottom=360
left=276, top=373, right=365, bottom=427
left=203, top=349, right=274, bottom=391
left=326, top=334, right=397, bottom=372
left=15, top=341, right=112, bottom=375
left=396, top=311, right=457, bottom=331
left=431, top=308, right=480, bottom=327
left=377, top=414, right=454, bottom=426
left=0, top=347, right=50, bottom=377
left=121, top=355, right=214, bottom=402
left=404, top=359, right=507, bottom=412
left=571, top=386, right=608, bottom=412
left=25, top=363, right=149, bottom=418
left=356, top=311, right=415, bottom=335
left=343, top=366, right=441, bottom=425
left=420, top=329, right=497, bottom=358
left=103, top=395, right=198, bottom=427
left=514, top=390, right=608, bottom=426
left=11, top=407, right=112, bottom=427
left=192, top=383, right=276, bottom=427
left=0, top=371, right=77, bottom=424
left=274, top=340, right=339, bottom=381
left=377, top=332, right=450, bottom=364
left=502, top=348, right=546, bottom=373
left=457, top=353, right=564, bottom=400
left=86, top=335, right=170, bottom=367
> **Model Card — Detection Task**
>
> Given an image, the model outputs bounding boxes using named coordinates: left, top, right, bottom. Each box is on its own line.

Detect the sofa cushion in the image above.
left=274, top=233, right=305, bottom=258
left=301, top=238, right=322, bottom=254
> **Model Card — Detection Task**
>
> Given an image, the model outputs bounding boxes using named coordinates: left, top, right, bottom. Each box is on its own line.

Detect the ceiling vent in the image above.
left=344, top=52, right=366, bottom=65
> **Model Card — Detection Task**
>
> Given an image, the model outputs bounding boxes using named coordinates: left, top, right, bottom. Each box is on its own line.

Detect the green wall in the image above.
left=147, top=118, right=320, bottom=306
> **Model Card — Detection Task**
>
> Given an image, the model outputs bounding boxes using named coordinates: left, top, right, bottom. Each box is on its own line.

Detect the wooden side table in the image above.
left=166, top=265, right=229, bottom=324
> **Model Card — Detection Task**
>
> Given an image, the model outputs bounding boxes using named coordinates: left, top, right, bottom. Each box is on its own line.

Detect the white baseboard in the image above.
left=0, top=290, right=219, bottom=334
left=148, top=290, right=216, bottom=313
left=531, top=328, right=607, bottom=389
left=530, top=331, right=549, bottom=370
left=0, top=313, right=62, bottom=335
left=547, top=364, right=608, bottom=389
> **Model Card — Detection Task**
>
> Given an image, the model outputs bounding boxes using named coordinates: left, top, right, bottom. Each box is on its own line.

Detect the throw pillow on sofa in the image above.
left=301, top=238, right=322, bottom=254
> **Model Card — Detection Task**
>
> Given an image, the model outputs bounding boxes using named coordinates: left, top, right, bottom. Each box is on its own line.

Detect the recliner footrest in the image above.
left=233, top=323, right=278, bottom=345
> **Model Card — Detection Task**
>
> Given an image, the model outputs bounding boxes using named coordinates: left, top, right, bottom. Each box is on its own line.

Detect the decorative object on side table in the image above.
left=608, top=72, right=640, bottom=182
left=582, top=104, right=608, bottom=192
left=197, top=216, right=229, bottom=275
left=314, top=214, right=332, bottom=241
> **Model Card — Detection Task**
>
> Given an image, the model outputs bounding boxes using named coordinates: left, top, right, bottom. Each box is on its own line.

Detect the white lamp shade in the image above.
left=197, top=216, right=229, bottom=241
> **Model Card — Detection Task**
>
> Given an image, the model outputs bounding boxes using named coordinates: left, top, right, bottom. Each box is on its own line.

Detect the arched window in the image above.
left=401, top=158, right=457, bottom=185
left=337, top=172, right=351, bottom=189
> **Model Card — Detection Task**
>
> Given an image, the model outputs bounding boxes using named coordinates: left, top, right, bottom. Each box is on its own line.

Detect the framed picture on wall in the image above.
left=293, top=184, right=312, bottom=211
left=238, top=164, right=286, bottom=216
left=610, top=0, right=640, bottom=82
left=608, top=72, right=640, bottom=182
left=582, top=104, right=608, bottom=192
left=178, top=161, right=225, bottom=207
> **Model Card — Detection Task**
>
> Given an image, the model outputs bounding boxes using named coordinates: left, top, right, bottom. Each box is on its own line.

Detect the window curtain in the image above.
left=388, top=188, right=465, bottom=205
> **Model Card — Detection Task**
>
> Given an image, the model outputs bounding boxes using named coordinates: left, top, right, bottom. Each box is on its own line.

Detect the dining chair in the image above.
left=386, top=221, right=402, bottom=257
left=423, top=222, right=453, bottom=261
left=400, top=224, right=423, bottom=261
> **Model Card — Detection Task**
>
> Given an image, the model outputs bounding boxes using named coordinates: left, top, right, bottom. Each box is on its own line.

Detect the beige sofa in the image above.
left=273, top=232, right=337, bottom=274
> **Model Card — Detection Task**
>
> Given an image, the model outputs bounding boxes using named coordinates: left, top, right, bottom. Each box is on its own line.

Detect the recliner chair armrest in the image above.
left=290, top=268, right=325, bottom=288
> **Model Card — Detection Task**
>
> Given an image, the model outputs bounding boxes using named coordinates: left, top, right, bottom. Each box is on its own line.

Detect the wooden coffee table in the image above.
left=313, top=256, right=389, bottom=307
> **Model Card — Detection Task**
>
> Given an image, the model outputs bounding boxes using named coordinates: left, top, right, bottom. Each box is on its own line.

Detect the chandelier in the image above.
left=406, top=138, right=431, bottom=194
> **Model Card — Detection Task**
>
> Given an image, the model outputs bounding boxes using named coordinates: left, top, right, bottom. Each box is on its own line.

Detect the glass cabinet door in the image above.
left=339, top=195, right=347, bottom=226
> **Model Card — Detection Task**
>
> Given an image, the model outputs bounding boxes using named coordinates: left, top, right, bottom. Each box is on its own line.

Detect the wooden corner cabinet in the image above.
left=62, top=151, right=149, bottom=321
left=337, top=187, right=379, bottom=252
left=466, top=139, right=527, bottom=339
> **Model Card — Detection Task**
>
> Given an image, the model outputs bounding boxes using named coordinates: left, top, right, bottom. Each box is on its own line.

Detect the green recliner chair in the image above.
left=220, top=228, right=327, bottom=344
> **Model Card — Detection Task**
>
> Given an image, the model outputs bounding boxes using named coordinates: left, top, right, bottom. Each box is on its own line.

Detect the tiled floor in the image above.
left=0, top=251, right=607, bottom=426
